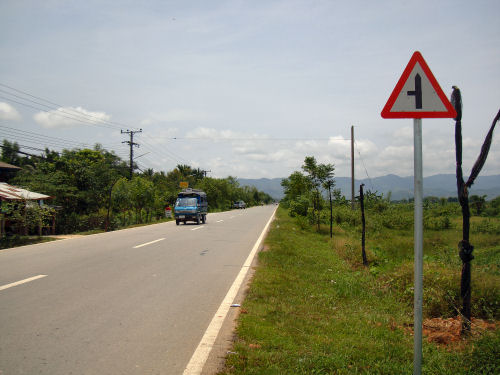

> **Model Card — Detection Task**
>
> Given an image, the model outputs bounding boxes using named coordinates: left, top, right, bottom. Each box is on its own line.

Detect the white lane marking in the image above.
left=216, top=220, right=224, bottom=223
left=133, top=238, right=165, bottom=248
left=229, top=216, right=235, bottom=219
left=191, top=226, right=204, bottom=231
left=0, top=275, right=47, bottom=292
left=183, top=207, right=277, bottom=375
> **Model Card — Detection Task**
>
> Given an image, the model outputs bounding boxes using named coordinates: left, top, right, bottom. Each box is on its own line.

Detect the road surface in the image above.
left=0, top=205, right=276, bottom=375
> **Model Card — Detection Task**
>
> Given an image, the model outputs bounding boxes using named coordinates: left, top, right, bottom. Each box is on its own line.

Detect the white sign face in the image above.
left=391, top=62, right=448, bottom=112
left=381, top=51, right=456, bottom=119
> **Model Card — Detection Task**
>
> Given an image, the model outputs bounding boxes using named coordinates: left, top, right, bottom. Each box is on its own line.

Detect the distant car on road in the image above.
left=233, top=200, right=246, bottom=209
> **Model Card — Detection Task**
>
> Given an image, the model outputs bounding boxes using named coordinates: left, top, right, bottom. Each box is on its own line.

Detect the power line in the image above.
left=171, top=136, right=351, bottom=142
left=0, top=88, right=120, bottom=129
left=140, top=133, right=191, bottom=165
left=354, top=139, right=374, bottom=192
left=0, top=83, right=187, bottom=169
left=0, top=124, right=89, bottom=149
left=0, top=123, right=126, bottom=156
left=0, top=94, right=121, bottom=131
left=0, top=82, right=139, bottom=131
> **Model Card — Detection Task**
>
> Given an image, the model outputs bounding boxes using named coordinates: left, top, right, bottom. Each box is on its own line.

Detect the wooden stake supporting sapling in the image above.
left=451, top=86, right=500, bottom=334
left=359, top=184, right=368, bottom=266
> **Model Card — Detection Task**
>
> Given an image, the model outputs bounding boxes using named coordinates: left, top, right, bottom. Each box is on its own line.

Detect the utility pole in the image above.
left=351, top=125, right=355, bottom=210
left=121, top=129, right=142, bottom=179
left=201, top=169, right=211, bottom=178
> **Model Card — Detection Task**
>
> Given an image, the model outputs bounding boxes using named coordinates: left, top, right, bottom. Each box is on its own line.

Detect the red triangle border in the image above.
left=381, top=51, right=457, bottom=119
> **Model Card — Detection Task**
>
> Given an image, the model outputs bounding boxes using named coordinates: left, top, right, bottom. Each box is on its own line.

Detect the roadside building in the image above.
left=0, top=161, right=22, bottom=182
left=0, top=182, right=55, bottom=236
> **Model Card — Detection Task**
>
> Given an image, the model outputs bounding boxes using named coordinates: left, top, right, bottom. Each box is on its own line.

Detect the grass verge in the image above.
left=0, top=235, right=57, bottom=250
left=219, top=207, right=499, bottom=374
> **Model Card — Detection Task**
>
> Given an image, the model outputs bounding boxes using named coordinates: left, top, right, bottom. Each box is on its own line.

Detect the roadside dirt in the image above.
left=423, top=317, right=498, bottom=346
left=46, top=235, right=84, bottom=239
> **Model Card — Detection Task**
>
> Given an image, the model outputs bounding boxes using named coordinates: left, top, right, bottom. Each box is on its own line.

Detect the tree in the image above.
left=451, top=86, right=500, bottom=334
left=319, top=164, right=335, bottom=238
left=111, top=177, right=132, bottom=225
left=469, top=195, right=486, bottom=216
left=1, top=139, right=22, bottom=166
left=301, top=156, right=334, bottom=232
left=128, top=177, right=156, bottom=223
left=281, top=171, right=311, bottom=206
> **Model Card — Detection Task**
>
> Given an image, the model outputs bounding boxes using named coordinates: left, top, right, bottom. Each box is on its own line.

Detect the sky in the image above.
left=0, top=0, right=499, bottom=179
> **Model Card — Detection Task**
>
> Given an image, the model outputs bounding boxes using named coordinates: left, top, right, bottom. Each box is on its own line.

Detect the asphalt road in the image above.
left=0, top=205, right=276, bottom=375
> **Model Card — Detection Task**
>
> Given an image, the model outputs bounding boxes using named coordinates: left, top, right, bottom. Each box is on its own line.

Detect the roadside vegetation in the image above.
left=220, top=157, right=499, bottom=374
left=0, top=140, right=273, bottom=244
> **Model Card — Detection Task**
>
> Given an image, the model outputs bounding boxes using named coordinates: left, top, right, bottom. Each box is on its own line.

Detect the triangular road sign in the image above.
left=381, top=51, right=457, bottom=119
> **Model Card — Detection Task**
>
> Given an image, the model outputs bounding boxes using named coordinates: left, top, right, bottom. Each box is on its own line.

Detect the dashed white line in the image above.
left=216, top=220, right=224, bottom=223
left=133, top=238, right=165, bottom=248
left=191, top=226, right=204, bottom=231
left=0, top=275, right=47, bottom=292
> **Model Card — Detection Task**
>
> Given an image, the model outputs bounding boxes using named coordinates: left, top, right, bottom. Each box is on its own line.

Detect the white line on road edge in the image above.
left=133, top=238, right=165, bottom=248
left=0, top=275, right=47, bottom=292
left=183, top=207, right=277, bottom=375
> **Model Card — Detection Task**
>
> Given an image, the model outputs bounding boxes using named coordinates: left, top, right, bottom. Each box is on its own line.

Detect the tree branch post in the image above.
left=360, top=184, right=367, bottom=266
left=452, top=86, right=500, bottom=334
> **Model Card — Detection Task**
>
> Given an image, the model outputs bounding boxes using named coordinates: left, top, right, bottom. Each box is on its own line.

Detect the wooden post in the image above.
left=351, top=126, right=355, bottom=210
left=328, top=183, right=333, bottom=238
left=451, top=87, right=499, bottom=334
left=360, top=184, right=367, bottom=265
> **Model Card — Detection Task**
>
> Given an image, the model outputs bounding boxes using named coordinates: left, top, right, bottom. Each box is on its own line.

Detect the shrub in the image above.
left=471, top=219, right=500, bottom=234
left=383, top=262, right=499, bottom=319
left=424, top=215, right=451, bottom=230
left=380, top=209, right=413, bottom=230
left=295, top=215, right=310, bottom=231
left=289, top=195, right=309, bottom=217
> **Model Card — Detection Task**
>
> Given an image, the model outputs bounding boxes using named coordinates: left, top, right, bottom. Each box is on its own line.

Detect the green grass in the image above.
left=219, top=207, right=499, bottom=374
left=0, top=235, right=57, bottom=250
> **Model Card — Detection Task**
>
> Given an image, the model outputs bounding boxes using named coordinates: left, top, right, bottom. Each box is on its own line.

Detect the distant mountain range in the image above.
left=238, top=174, right=500, bottom=201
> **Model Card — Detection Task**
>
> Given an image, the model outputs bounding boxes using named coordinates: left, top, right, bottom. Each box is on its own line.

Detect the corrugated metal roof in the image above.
left=0, top=161, right=21, bottom=170
left=0, top=183, right=51, bottom=201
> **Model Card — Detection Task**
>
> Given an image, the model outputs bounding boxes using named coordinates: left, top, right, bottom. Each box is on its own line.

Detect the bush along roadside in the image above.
left=219, top=206, right=499, bottom=375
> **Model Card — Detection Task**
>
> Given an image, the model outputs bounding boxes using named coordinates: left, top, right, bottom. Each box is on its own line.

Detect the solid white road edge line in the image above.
left=183, top=207, right=277, bottom=375
left=0, top=275, right=47, bottom=292
left=133, top=238, right=165, bottom=248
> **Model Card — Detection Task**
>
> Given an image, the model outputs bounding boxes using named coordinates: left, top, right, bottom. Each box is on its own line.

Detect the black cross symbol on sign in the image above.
left=407, top=73, right=422, bottom=109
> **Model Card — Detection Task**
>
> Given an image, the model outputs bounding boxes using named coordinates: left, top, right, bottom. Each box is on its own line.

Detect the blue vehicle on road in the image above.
left=174, top=188, right=208, bottom=225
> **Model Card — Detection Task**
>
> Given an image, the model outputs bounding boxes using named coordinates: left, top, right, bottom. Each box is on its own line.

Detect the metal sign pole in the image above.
left=382, top=51, right=457, bottom=375
left=413, top=118, right=423, bottom=375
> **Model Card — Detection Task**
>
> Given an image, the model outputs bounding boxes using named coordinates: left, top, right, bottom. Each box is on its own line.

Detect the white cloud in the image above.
left=0, top=102, right=21, bottom=121
left=33, top=107, right=111, bottom=129
left=163, top=124, right=499, bottom=179
left=390, top=126, right=413, bottom=145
